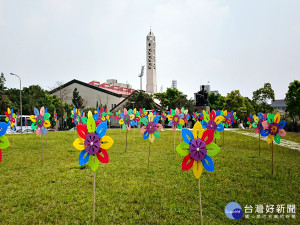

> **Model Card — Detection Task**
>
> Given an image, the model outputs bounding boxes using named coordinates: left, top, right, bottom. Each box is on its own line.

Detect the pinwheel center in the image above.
left=124, top=116, right=130, bottom=124
left=36, top=115, right=44, bottom=127
left=270, top=123, right=279, bottom=135
left=207, top=120, right=217, bottom=130
left=85, top=133, right=101, bottom=155
left=146, top=122, right=156, bottom=134
left=173, top=115, right=179, bottom=124
left=189, top=138, right=207, bottom=161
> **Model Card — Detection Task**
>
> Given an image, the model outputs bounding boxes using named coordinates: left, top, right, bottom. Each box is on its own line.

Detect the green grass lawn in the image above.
left=0, top=129, right=299, bottom=224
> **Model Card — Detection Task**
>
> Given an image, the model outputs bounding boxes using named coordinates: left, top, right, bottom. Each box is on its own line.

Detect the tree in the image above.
left=224, top=90, right=247, bottom=119
left=72, top=88, right=84, bottom=108
left=49, top=80, right=69, bottom=102
left=252, top=83, right=275, bottom=113
left=154, top=88, right=195, bottom=112
left=285, top=80, right=300, bottom=118
left=124, top=91, right=157, bottom=110
left=208, top=93, right=225, bottom=110
left=0, top=73, right=10, bottom=113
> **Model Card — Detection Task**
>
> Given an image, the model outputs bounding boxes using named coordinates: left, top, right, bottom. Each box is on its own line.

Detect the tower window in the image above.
left=148, top=66, right=152, bottom=69
left=148, top=43, right=151, bottom=47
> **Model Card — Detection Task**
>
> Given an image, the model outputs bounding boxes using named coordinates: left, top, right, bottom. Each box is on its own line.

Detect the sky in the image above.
left=1, top=0, right=299, bottom=100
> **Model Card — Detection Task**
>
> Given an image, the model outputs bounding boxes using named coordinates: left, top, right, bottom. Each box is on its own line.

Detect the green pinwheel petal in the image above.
left=214, top=130, right=220, bottom=139
left=0, top=136, right=10, bottom=149
left=31, top=122, right=37, bottom=129
left=5, top=118, right=9, bottom=122
left=225, top=123, right=228, bottom=128
left=206, top=143, right=220, bottom=157
left=136, top=112, right=140, bottom=117
left=177, top=124, right=182, bottom=129
left=81, top=117, right=88, bottom=125
left=252, top=122, right=257, bottom=128
left=171, top=109, right=175, bottom=116
left=153, top=130, right=160, bottom=138
left=246, top=121, right=250, bottom=125
left=140, top=117, right=148, bottom=126
left=13, top=113, right=16, bottom=118
left=87, top=116, right=96, bottom=133
left=44, top=113, right=50, bottom=120
left=89, top=156, right=100, bottom=172
left=274, top=134, right=281, bottom=144
left=122, top=123, right=126, bottom=130
left=204, top=114, right=210, bottom=123
left=176, top=143, right=190, bottom=156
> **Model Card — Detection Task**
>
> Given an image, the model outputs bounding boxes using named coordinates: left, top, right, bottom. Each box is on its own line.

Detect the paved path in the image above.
left=229, top=129, right=300, bottom=151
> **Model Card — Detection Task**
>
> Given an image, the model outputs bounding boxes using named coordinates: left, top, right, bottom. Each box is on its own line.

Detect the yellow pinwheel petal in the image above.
left=274, top=113, right=280, bottom=123
left=88, top=110, right=93, bottom=117
left=30, top=115, right=36, bottom=122
left=44, top=120, right=51, bottom=128
left=223, top=110, right=227, bottom=116
left=267, top=135, right=273, bottom=144
left=149, top=133, right=154, bottom=143
left=119, top=118, right=124, bottom=125
left=7, top=108, right=11, bottom=114
left=167, top=115, right=173, bottom=121
left=193, top=160, right=203, bottom=179
left=193, top=121, right=204, bottom=139
left=73, top=138, right=85, bottom=151
left=130, top=114, right=135, bottom=120
left=100, top=136, right=114, bottom=150
left=215, top=116, right=224, bottom=125
left=148, top=113, right=154, bottom=122
left=179, top=119, right=185, bottom=125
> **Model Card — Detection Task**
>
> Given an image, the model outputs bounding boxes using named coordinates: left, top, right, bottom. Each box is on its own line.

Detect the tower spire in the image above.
left=146, top=28, right=157, bottom=93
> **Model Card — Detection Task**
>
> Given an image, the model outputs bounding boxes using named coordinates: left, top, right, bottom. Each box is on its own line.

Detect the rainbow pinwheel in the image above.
left=262, top=113, right=286, bottom=144
left=160, top=111, right=167, bottom=122
left=120, top=108, right=135, bottom=130
left=167, top=108, right=185, bottom=130
left=201, top=110, right=224, bottom=139
left=139, top=112, right=163, bottom=167
left=30, top=107, right=51, bottom=136
left=16, top=110, right=20, bottom=124
left=192, top=112, right=200, bottom=122
left=63, top=110, right=67, bottom=122
left=139, top=108, right=148, bottom=119
left=176, top=121, right=220, bottom=224
left=71, top=108, right=79, bottom=125
left=53, top=110, right=57, bottom=123
left=5, top=108, right=16, bottom=128
left=0, top=122, right=10, bottom=163
left=247, top=114, right=255, bottom=129
left=227, top=110, right=237, bottom=126
left=222, top=110, right=231, bottom=128
left=73, top=115, right=114, bottom=222
left=114, top=110, right=122, bottom=123
left=181, top=107, right=190, bottom=127
left=79, top=109, right=87, bottom=124
left=252, top=113, right=267, bottom=134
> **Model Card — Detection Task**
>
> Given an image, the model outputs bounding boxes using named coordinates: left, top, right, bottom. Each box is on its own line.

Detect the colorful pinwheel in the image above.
left=73, top=115, right=114, bottom=222
left=71, top=108, right=79, bottom=125
left=53, top=110, right=57, bottom=123
left=30, top=107, right=51, bottom=136
left=246, top=114, right=255, bottom=129
left=119, top=108, right=135, bottom=151
left=192, top=112, right=200, bottom=122
left=252, top=112, right=267, bottom=156
left=201, top=110, right=224, bottom=140
left=0, top=122, right=10, bottom=163
left=63, top=110, right=67, bottom=122
left=176, top=121, right=220, bottom=224
left=5, top=108, right=16, bottom=128
left=167, top=108, right=185, bottom=131
left=181, top=107, right=190, bottom=127
left=79, top=109, right=87, bottom=124
left=139, top=112, right=163, bottom=167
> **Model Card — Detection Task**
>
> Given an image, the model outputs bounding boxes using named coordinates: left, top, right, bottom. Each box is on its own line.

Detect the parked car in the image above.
left=69, top=127, right=77, bottom=131
left=47, top=128, right=57, bottom=132
left=22, top=129, right=34, bottom=133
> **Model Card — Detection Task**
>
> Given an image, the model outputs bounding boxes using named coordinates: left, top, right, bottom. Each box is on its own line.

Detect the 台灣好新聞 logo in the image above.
left=225, top=202, right=243, bottom=219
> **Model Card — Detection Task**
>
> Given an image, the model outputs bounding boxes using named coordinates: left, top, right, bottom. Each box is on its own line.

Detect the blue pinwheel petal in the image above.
left=201, top=121, right=207, bottom=129
left=153, top=116, right=159, bottom=125
left=41, top=126, right=47, bottom=135
left=182, top=128, right=194, bottom=145
left=260, top=129, right=269, bottom=137
left=278, top=121, right=286, bottom=129
left=93, top=113, right=99, bottom=121
left=79, top=150, right=89, bottom=165
left=258, top=112, right=263, bottom=120
left=34, top=107, right=39, bottom=116
left=216, top=123, right=224, bottom=132
left=186, top=115, right=190, bottom=120
left=143, top=131, right=149, bottom=140
left=178, top=113, right=184, bottom=119
left=120, top=112, right=124, bottom=118
left=11, top=108, right=14, bottom=114
left=96, top=121, right=107, bottom=138
left=202, top=155, right=214, bottom=172
left=168, top=121, right=174, bottom=126
left=0, top=122, right=9, bottom=136
left=130, top=120, right=135, bottom=126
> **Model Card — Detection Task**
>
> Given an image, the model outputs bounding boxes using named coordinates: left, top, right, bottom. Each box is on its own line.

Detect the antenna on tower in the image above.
left=138, top=65, right=145, bottom=91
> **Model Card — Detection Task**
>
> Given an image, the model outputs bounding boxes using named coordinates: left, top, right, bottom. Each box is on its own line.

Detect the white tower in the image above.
left=146, top=29, right=157, bottom=93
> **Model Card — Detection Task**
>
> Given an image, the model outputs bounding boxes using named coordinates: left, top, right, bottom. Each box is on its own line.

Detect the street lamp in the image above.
left=10, top=73, right=22, bottom=132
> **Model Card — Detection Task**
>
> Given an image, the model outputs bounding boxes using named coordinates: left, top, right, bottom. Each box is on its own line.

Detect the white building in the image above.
left=146, top=29, right=157, bottom=93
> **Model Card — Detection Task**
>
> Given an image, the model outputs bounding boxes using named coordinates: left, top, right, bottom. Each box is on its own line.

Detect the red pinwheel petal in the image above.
left=5, top=112, right=8, bottom=117
left=202, top=129, right=214, bottom=145
left=182, top=154, right=194, bottom=171
left=0, top=149, right=2, bottom=162
left=96, top=148, right=109, bottom=163
left=12, top=118, right=15, bottom=123
left=210, top=110, right=216, bottom=121
left=77, top=125, right=88, bottom=139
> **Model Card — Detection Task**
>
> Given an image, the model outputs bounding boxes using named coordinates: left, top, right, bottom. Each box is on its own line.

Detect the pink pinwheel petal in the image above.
left=279, top=129, right=286, bottom=137
left=155, top=123, right=163, bottom=131
left=126, top=124, right=131, bottom=131
left=140, top=126, right=147, bottom=134
left=36, top=127, right=41, bottom=136
left=262, top=121, right=269, bottom=129
left=40, top=107, right=45, bottom=116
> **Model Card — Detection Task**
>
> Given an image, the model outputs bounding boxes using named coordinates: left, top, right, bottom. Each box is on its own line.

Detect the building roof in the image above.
left=49, top=79, right=129, bottom=98
left=270, top=99, right=286, bottom=107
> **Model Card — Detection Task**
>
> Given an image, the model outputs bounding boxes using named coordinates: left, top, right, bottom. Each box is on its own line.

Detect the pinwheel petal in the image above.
left=210, top=110, right=216, bottom=121
left=178, top=113, right=184, bottom=119
left=202, top=129, right=214, bottom=145
left=34, top=107, right=39, bottom=116
left=77, top=125, right=88, bottom=139
left=31, top=122, right=37, bottom=130
left=153, top=116, right=159, bottom=125
left=260, top=129, right=269, bottom=137
left=78, top=150, right=89, bottom=165
left=192, top=121, right=204, bottom=139
left=119, top=118, right=124, bottom=125
left=206, top=143, right=220, bottom=157
left=0, top=149, right=2, bottom=162
left=36, top=127, right=41, bottom=136
left=182, top=128, right=194, bottom=145
left=179, top=119, right=185, bottom=125
left=176, top=143, right=190, bottom=156
left=143, top=131, right=149, bottom=140
left=122, top=123, right=126, bottom=130
left=202, top=155, right=214, bottom=172
left=267, top=135, right=273, bottom=144
left=216, top=123, right=224, bottom=132
left=81, top=117, right=88, bottom=125
left=96, top=122, right=107, bottom=138
left=279, top=129, right=286, bottom=137
left=177, top=124, right=182, bottom=129
left=97, top=149, right=109, bottom=163
left=252, top=122, right=258, bottom=128
left=153, top=130, right=160, bottom=138
left=274, top=113, right=280, bottom=123
left=44, top=120, right=51, bottom=128
left=41, top=126, right=47, bottom=135
left=182, top=154, right=194, bottom=171
left=0, top=122, right=9, bottom=136
left=40, top=106, right=45, bottom=116
left=262, top=121, right=269, bottom=129
left=149, top=134, right=155, bottom=143
left=274, top=134, right=281, bottom=144
left=215, top=116, right=223, bottom=125
left=214, top=130, right=221, bottom=139
left=89, top=155, right=100, bottom=171
left=155, top=123, right=163, bottom=131
left=167, top=115, right=173, bottom=121
left=100, top=136, right=114, bottom=150
left=203, top=113, right=210, bottom=123
left=278, top=121, right=286, bottom=129
left=0, top=136, right=10, bottom=149
left=140, top=126, right=147, bottom=134
left=193, top=160, right=203, bottom=179
left=73, top=138, right=85, bottom=150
